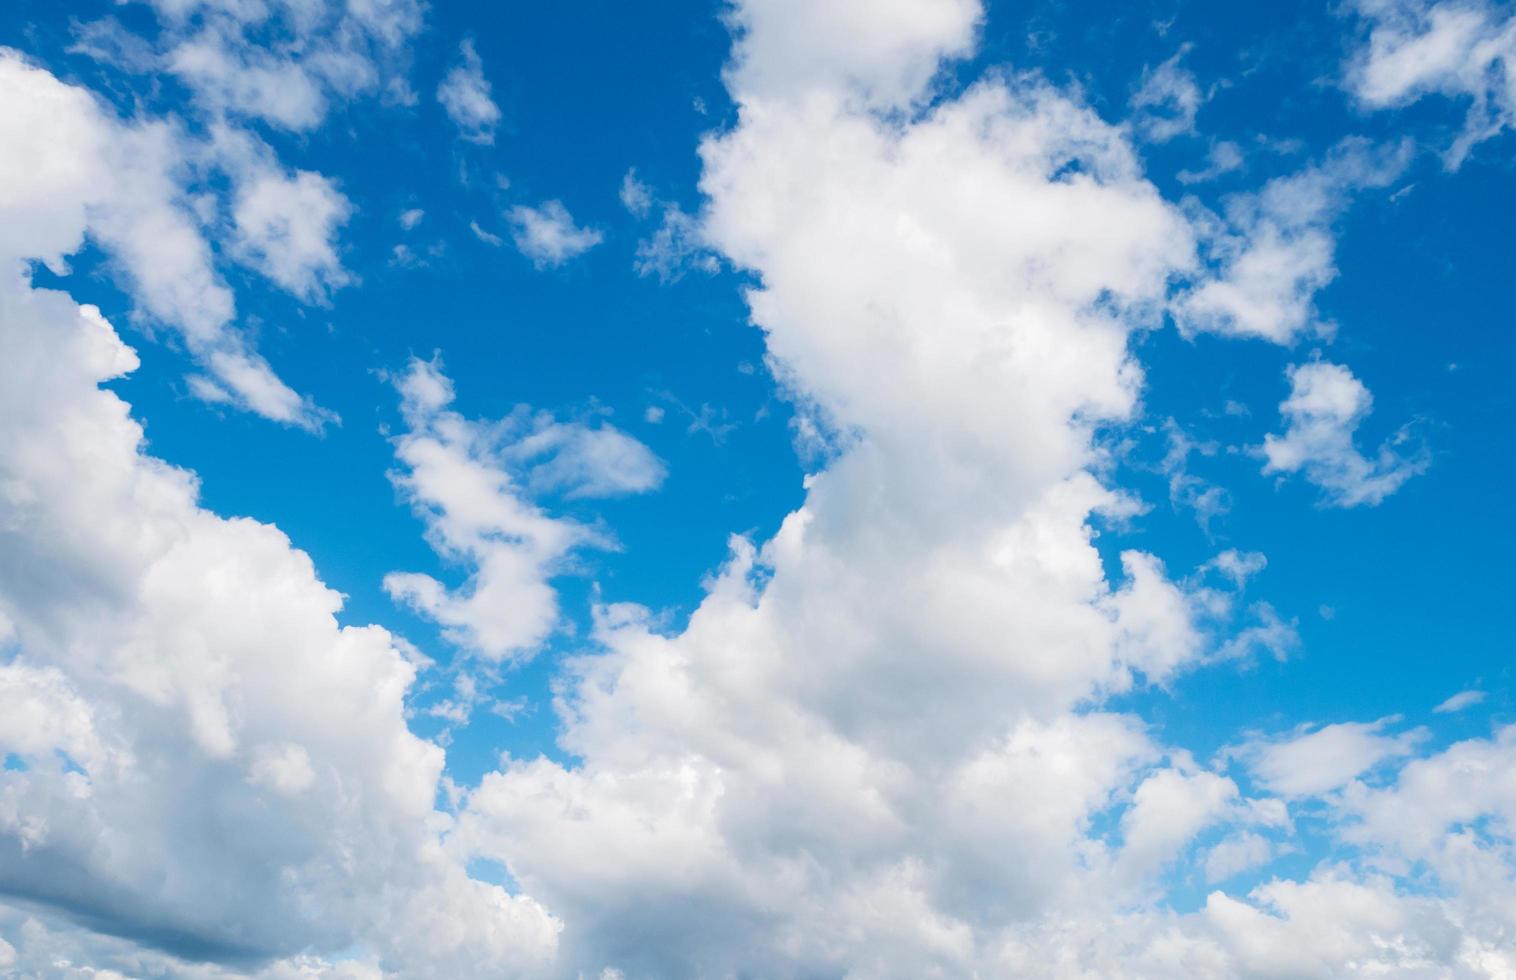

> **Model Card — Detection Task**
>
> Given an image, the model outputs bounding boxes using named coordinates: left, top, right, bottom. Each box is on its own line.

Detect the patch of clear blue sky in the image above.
left=2, top=0, right=1511, bottom=789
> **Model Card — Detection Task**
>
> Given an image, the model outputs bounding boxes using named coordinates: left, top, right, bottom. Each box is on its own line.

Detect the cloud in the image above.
left=9, top=0, right=1516, bottom=974
left=1176, top=139, right=1244, bottom=184
left=143, top=0, right=424, bottom=132
left=438, top=39, right=502, bottom=145
left=1161, top=418, right=1230, bottom=532
left=1434, top=689, right=1486, bottom=713
left=1174, top=139, right=1410, bottom=344
left=620, top=171, right=720, bottom=282
left=469, top=220, right=504, bottom=246
left=1130, top=46, right=1205, bottom=142
left=1244, top=717, right=1427, bottom=797
left=447, top=2, right=1312, bottom=972
left=721, top=0, right=981, bottom=108
left=217, top=133, right=354, bottom=303
left=0, top=49, right=329, bottom=429
left=383, top=358, right=662, bottom=661
left=1346, top=0, right=1516, bottom=166
left=1202, top=831, right=1276, bottom=883
left=507, top=418, right=668, bottom=499
left=508, top=200, right=604, bottom=267
left=383, top=358, right=586, bottom=661
left=634, top=205, right=719, bottom=283
left=1261, top=361, right=1429, bottom=507
left=0, top=246, right=558, bottom=976
left=618, top=169, right=654, bottom=218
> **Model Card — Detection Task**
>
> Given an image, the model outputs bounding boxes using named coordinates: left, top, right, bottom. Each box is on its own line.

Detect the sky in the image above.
left=0, top=0, right=1513, bottom=976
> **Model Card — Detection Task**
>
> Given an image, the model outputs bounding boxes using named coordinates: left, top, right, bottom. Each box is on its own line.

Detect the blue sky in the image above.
left=1, top=0, right=1515, bottom=976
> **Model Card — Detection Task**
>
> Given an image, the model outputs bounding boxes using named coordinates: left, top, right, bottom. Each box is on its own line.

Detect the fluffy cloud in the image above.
left=7, top=0, right=1515, bottom=975
left=508, top=201, right=604, bottom=268
left=1347, top=0, right=1516, bottom=165
left=1244, top=717, right=1428, bottom=798
left=0, top=255, right=557, bottom=976
left=1174, top=139, right=1409, bottom=344
left=721, top=0, right=981, bottom=108
left=1261, top=361, right=1429, bottom=507
left=215, top=127, right=354, bottom=303
left=438, top=39, right=502, bottom=144
left=447, top=2, right=1322, bottom=974
left=143, top=0, right=424, bottom=131
left=0, top=49, right=331, bottom=428
left=383, top=358, right=662, bottom=661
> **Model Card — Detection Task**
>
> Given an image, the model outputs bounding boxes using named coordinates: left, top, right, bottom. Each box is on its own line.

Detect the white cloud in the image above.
left=1214, top=602, right=1299, bottom=663
left=1174, top=139, right=1410, bottom=344
left=1130, top=46, right=1204, bottom=142
left=1117, top=766, right=1240, bottom=877
left=0, top=249, right=558, bottom=976
left=146, top=0, right=424, bottom=132
left=721, top=0, right=981, bottom=108
left=383, top=359, right=584, bottom=661
left=508, top=200, right=604, bottom=268
left=228, top=163, right=353, bottom=303
left=448, top=3, right=1308, bottom=972
left=1261, top=361, right=1429, bottom=507
left=400, top=207, right=425, bottom=230
left=1245, top=717, right=1427, bottom=797
left=1203, top=831, right=1276, bottom=883
left=1347, top=0, right=1516, bottom=166
left=1203, top=549, right=1267, bottom=588
left=9, top=0, right=1516, bottom=974
left=383, top=358, right=662, bottom=661
left=0, top=49, right=328, bottom=429
left=1434, top=689, right=1486, bottom=713
left=1161, top=418, right=1230, bottom=532
left=618, top=169, right=654, bottom=218
left=438, top=39, right=502, bottom=145
left=635, top=205, right=720, bottom=283
left=507, top=417, right=667, bottom=499
left=620, top=172, right=720, bottom=282
left=469, top=220, right=504, bottom=246
left=1177, top=140, right=1244, bottom=184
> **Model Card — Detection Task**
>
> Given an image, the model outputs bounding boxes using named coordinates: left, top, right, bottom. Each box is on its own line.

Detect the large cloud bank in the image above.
left=1, top=0, right=1510, bottom=977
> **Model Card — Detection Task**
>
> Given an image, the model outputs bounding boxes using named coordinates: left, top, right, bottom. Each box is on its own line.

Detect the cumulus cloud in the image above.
left=508, top=200, right=604, bottom=268
left=444, top=3, right=1316, bottom=973
left=37, top=0, right=423, bottom=426
left=213, top=126, right=355, bottom=302
left=438, top=39, right=502, bottom=144
left=0, top=249, right=557, bottom=976
left=1174, top=138, right=1410, bottom=344
left=721, top=0, right=981, bottom=108
left=1244, top=717, right=1428, bottom=797
left=383, top=358, right=662, bottom=661
left=1261, top=360, right=1429, bottom=507
left=1347, top=0, right=1516, bottom=166
left=144, top=0, right=423, bottom=132
left=9, top=0, right=1516, bottom=975
left=0, top=49, right=331, bottom=428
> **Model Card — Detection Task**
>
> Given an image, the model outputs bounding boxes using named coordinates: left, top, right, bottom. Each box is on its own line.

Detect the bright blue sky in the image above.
left=2, top=0, right=1515, bottom=975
